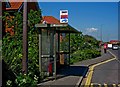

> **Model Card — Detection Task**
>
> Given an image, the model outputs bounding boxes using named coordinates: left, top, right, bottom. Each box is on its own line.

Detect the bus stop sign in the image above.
left=60, top=10, right=68, bottom=23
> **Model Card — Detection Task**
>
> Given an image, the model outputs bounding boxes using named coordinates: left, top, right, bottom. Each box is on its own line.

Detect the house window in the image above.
left=6, top=2, right=11, bottom=8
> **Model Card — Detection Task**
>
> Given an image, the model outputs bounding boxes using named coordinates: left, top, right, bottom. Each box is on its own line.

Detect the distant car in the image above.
left=112, top=45, right=119, bottom=50
left=107, top=44, right=112, bottom=49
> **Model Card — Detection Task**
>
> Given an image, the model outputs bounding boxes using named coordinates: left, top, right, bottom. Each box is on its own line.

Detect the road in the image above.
left=90, top=49, right=120, bottom=86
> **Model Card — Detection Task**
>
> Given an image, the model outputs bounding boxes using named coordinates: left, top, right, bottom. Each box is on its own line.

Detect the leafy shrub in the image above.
left=2, top=9, right=42, bottom=86
left=60, top=33, right=101, bottom=64
left=15, top=73, right=38, bottom=87
left=70, top=49, right=101, bottom=64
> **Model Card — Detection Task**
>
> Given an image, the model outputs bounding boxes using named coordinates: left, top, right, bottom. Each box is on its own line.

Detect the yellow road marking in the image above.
left=85, top=70, right=93, bottom=87
left=98, top=84, right=101, bottom=87
left=118, top=84, right=120, bottom=87
left=84, top=50, right=116, bottom=86
left=113, top=84, right=116, bottom=87
left=90, top=83, right=93, bottom=87
left=104, top=83, right=107, bottom=87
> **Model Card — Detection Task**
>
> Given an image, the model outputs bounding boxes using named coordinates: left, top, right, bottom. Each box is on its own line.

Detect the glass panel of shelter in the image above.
left=40, top=28, right=70, bottom=76
left=59, top=33, right=70, bottom=66
left=41, top=29, right=55, bottom=75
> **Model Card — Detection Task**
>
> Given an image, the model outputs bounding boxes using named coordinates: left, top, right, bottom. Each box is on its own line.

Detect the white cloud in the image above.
left=84, top=27, right=98, bottom=35
left=86, top=27, right=98, bottom=33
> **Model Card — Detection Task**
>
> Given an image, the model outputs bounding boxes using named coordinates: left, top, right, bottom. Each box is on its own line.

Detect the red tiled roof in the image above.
left=42, top=16, right=61, bottom=24
left=6, top=1, right=38, bottom=11
left=6, top=0, right=23, bottom=10
left=110, top=40, right=119, bottom=42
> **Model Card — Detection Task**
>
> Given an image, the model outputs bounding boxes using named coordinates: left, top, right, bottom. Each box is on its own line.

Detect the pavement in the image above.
left=37, top=50, right=114, bottom=87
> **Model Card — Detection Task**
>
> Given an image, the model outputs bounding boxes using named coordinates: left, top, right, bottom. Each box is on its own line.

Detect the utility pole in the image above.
left=22, top=1, right=28, bottom=74
left=0, top=1, right=2, bottom=87
left=100, top=24, right=103, bottom=55
left=100, top=24, right=103, bottom=42
left=54, top=29, right=56, bottom=80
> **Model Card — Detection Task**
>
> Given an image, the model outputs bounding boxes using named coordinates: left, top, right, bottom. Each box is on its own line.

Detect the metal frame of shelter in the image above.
left=35, top=23, right=79, bottom=79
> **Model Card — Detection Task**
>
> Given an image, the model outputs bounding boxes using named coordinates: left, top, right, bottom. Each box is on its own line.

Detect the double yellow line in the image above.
left=90, top=83, right=119, bottom=87
left=85, top=50, right=116, bottom=87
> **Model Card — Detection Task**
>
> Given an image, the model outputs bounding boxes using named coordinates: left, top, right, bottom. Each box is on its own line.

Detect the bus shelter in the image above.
left=35, top=23, right=79, bottom=78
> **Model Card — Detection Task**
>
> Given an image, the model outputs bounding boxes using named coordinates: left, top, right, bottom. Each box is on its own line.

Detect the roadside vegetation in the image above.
left=61, top=33, right=101, bottom=64
left=2, top=10, right=41, bottom=87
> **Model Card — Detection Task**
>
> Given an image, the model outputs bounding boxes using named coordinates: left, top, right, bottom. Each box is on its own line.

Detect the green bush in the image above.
left=60, top=33, right=101, bottom=64
left=70, top=49, right=101, bottom=64
left=2, top=9, right=42, bottom=86
left=57, top=29, right=101, bottom=64
left=15, top=73, right=38, bottom=87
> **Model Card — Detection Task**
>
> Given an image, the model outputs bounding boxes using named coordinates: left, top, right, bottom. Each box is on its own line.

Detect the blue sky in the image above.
left=38, top=2, right=118, bottom=42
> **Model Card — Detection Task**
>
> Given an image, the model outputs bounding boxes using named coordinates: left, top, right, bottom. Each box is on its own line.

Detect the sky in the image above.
left=38, top=2, right=118, bottom=42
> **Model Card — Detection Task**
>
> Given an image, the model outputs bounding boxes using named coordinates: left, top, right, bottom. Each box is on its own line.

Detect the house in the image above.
left=110, top=40, right=120, bottom=45
left=2, top=0, right=41, bottom=36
